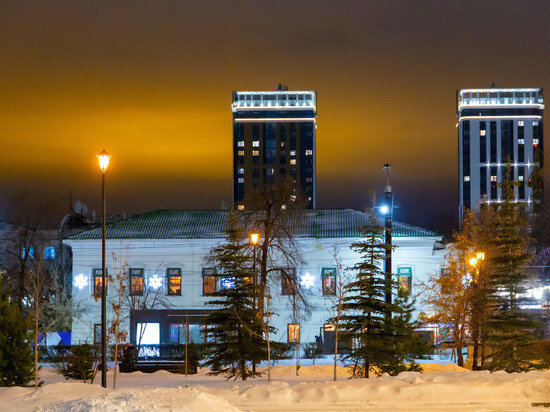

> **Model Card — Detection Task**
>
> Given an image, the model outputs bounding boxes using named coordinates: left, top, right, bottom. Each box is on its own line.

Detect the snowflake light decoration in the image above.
left=149, top=274, right=163, bottom=290
left=300, top=273, right=315, bottom=289
left=74, top=273, right=89, bottom=290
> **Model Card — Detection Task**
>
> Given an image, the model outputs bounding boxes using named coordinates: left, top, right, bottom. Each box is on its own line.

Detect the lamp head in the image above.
left=97, top=149, right=111, bottom=172
left=250, top=232, right=260, bottom=245
left=469, top=257, right=478, bottom=267
left=379, top=205, right=389, bottom=215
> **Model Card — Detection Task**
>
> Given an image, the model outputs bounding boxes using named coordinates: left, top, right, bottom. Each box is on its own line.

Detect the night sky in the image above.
left=1, top=1, right=549, bottom=234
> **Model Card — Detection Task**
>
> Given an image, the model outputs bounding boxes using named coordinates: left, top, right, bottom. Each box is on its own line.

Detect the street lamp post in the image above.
left=383, top=164, right=393, bottom=320
left=249, top=232, right=260, bottom=373
left=468, top=250, right=485, bottom=370
left=97, top=149, right=111, bottom=388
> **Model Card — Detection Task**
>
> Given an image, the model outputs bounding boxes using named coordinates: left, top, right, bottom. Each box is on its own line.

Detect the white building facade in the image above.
left=65, top=209, right=444, bottom=350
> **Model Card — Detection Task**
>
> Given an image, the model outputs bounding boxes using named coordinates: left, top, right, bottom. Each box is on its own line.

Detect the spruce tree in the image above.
left=338, top=203, right=422, bottom=378
left=484, top=166, right=545, bottom=371
left=0, top=286, right=36, bottom=387
left=203, top=212, right=262, bottom=380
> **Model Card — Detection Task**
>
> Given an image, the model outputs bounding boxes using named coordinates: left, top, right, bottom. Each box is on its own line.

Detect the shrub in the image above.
left=0, top=287, right=36, bottom=387
left=302, top=342, right=323, bottom=364
left=56, top=344, right=98, bottom=382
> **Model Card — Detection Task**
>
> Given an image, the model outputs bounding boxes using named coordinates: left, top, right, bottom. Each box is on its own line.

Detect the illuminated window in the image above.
left=306, top=177, right=313, bottom=182
left=237, top=141, right=244, bottom=147
left=238, top=150, right=244, bottom=156
left=290, top=150, right=296, bottom=156
left=281, top=269, right=298, bottom=295
left=480, top=130, right=486, bottom=136
left=464, top=176, right=470, bottom=182
left=44, top=246, right=55, bottom=259
left=324, top=323, right=335, bottom=332
left=518, top=139, right=525, bottom=144
left=397, top=267, right=413, bottom=293
left=202, top=268, right=217, bottom=295
left=518, top=121, right=524, bottom=126
left=534, top=139, right=539, bottom=145
left=238, top=178, right=244, bottom=183
left=167, top=268, right=181, bottom=296
left=93, top=268, right=106, bottom=297
left=287, top=323, right=300, bottom=343
left=321, top=268, right=336, bottom=295
left=305, top=150, right=313, bottom=155
left=491, top=175, right=497, bottom=182
left=534, top=121, right=539, bottom=126
left=22, top=247, right=34, bottom=259
left=252, top=140, right=259, bottom=147
left=290, top=159, right=296, bottom=165
left=237, top=204, right=245, bottom=210
left=129, top=268, right=144, bottom=296
left=219, top=277, right=235, bottom=290
left=170, top=324, right=185, bottom=343
left=252, top=150, right=260, bottom=156
left=519, top=175, right=524, bottom=182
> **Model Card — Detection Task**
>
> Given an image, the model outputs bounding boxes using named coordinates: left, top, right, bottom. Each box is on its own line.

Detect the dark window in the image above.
left=490, top=166, right=498, bottom=200
left=167, top=268, right=182, bottom=296
left=129, top=268, right=144, bottom=296
left=501, top=120, right=513, bottom=163
left=321, top=268, right=336, bottom=295
left=94, top=324, right=102, bottom=345
left=480, top=166, right=487, bottom=197
left=480, top=121, right=487, bottom=163
left=281, top=269, right=297, bottom=295
left=533, top=121, right=543, bottom=166
left=490, top=121, right=497, bottom=163
left=462, top=121, right=470, bottom=210
left=518, top=123, right=525, bottom=162
left=519, top=166, right=525, bottom=199
left=290, top=124, right=297, bottom=150
left=202, top=268, right=217, bottom=295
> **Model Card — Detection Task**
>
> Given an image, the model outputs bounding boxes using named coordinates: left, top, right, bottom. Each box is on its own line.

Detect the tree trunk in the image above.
left=456, top=345, right=464, bottom=367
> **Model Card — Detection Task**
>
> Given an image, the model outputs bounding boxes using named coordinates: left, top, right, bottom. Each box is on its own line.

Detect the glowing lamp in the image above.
left=250, top=232, right=260, bottom=245
left=469, top=257, right=478, bottom=267
left=149, top=274, right=162, bottom=290
left=74, top=273, right=89, bottom=290
left=379, top=205, right=389, bottom=215
left=300, top=273, right=315, bottom=289
left=97, top=149, right=111, bottom=172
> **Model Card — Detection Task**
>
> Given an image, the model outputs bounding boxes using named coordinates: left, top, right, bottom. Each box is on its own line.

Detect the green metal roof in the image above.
left=65, top=209, right=440, bottom=240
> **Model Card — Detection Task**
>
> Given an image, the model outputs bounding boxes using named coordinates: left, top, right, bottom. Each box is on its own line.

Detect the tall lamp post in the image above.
left=383, top=164, right=393, bottom=320
left=249, top=232, right=260, bottom=373
left=97, top=149, right=111, bottom=388
left=468, top=251, right=485, bottom=370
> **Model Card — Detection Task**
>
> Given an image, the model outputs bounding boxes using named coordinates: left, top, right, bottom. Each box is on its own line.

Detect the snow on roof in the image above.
left=65, top=209, right=440, bottom=240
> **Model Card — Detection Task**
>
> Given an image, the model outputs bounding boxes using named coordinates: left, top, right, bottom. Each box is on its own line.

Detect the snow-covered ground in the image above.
left=1, top=360, right=549, bottom=411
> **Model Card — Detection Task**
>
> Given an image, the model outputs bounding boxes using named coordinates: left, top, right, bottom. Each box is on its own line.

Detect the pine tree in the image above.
left=56, top=344, right=98, bottom=382
left=0, top=286, right=36, bottom=387
left=484, top=166, right=545, bottom=372
left=203, top=212, right=262, bottom=380
left=339, top=202, right=423, bottom=378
